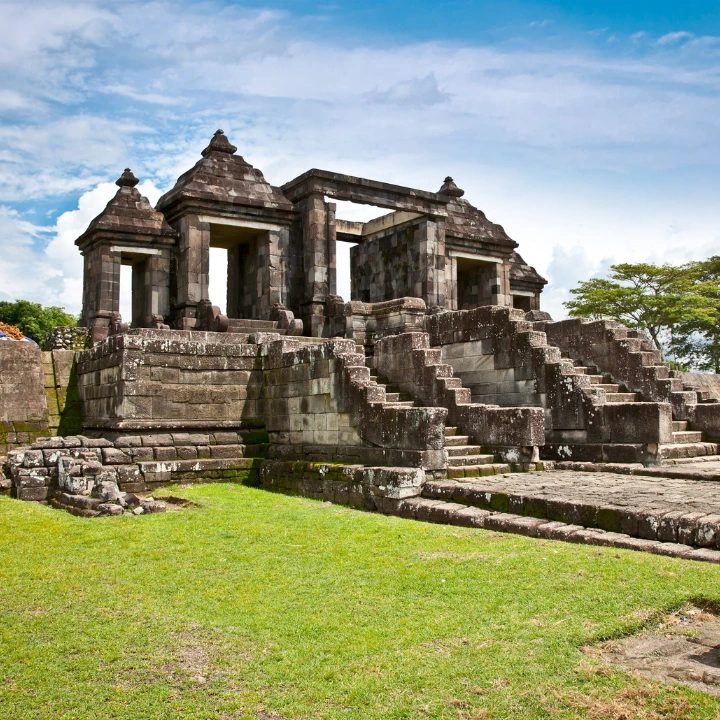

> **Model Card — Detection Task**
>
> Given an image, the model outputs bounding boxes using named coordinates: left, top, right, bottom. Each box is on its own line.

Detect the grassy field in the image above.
left=2, top=484, right=720, bottom=720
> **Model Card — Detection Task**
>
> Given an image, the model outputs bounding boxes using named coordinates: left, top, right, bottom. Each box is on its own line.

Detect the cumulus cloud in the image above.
left=1, top=0, right=720, bottom=317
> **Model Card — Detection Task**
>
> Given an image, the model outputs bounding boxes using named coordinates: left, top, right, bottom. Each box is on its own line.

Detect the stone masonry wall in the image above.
left=0, top=342, right=48, bottom=455
left=43, top=350, right=84, bottom=438
left=374, top=331, right=544, bottom=463
left=350, top=218, right=443, bottom=306
left=76, top=329, right=265, bottom=430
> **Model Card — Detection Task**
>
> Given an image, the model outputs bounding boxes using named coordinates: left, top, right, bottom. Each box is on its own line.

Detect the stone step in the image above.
left=573, top=366, right=590, bottom=374
left=673, top=421, right=690, bottom=432
left=605, top=393, right=639, bottom=403
left=446, top=445, right=484, bottom=457
left=595, top=383, right=622, bottom=393
left=446, top=463, right=512, bottom=479
left=448, top=454, right=497, bottom=467
left=672, top=431, right=704, bottom=444
left=384, top=401, right=417, bottom=408
left=658, top=442, right=720, bottom=460
left=226, top=318, right=281, bottom=332
left=445, top=426, right=459, bottom=437
left=402, top=482, right=720, bottom=562
left=445, top=435, right=470, bottom=446
left=586, top=374, right=606, bottom=384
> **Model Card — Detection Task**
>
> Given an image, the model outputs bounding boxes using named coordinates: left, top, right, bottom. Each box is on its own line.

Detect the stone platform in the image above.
left=422, top=469, right=720, bottom=551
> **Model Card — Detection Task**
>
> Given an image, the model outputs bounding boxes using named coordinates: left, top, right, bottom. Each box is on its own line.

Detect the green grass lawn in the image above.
left=2, top=484, right=720, bottom=720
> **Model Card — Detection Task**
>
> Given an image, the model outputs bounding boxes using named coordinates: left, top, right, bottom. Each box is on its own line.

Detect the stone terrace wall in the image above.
left=0, top=342, right=48, bottom=455
left=76, top=329, right=265, bottom=431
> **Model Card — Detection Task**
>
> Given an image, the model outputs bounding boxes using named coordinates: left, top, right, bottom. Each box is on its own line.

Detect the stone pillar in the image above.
left=268, top=228, right=289, bottom=310
left=131, top=252, right=171, bottom=327
left=326, top=202, right=337, bottom=298
left=174, top=214, right=210, bottom=329
left=417, top=219, right=446, bottom=309
left=131, top=259, right=146, bottom=328
left=449, top=255, right=458, bottom=310
left=79, top=244, right=121, bottom=342
left=298, top=193, right=333, bottom=336
left=227, top=243, right=243, bottom=318
left=490, top=259, right=511, bottom=307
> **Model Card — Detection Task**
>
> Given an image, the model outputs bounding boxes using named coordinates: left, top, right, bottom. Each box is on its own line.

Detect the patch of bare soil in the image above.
left=589, top=604, right=720, bottom=697
left=149, top=495, right=200, bottom=512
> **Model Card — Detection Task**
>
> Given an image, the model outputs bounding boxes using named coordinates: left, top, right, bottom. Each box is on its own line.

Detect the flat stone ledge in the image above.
left=422, top=470, right=720, bottom=550
left=391, top=496, right=720, bottom=564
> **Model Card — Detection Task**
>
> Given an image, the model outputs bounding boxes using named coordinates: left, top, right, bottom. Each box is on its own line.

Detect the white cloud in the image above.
left=2, top=179, right=163, bottom=314
left=1, top=0, right=720, bottom=320
left=657, top=31, right=695, bottom=45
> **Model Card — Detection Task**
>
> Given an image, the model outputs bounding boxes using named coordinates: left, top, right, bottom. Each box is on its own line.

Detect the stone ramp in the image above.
left=421, top=470, right=720, bottom=550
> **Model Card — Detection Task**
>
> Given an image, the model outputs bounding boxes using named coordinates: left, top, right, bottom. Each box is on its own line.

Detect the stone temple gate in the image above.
left=76, top=130, right=546, bottom=342
left=4, top=129, right=720, bottom=562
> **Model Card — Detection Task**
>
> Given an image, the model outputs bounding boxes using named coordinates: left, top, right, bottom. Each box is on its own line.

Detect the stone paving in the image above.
left=454, top=469, right=720, bottom=515
left=422, top=469, right=720, bottom=552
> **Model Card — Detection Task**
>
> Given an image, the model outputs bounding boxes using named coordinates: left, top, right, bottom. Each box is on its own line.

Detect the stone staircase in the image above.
left=563, top=359, right=717, bottom=461
left=368, top=346, right=536, bottom=476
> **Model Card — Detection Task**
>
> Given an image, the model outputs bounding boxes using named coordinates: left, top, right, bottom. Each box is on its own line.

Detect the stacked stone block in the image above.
left=42, top=326, right=89, bottom=351
left=0, top=342, right=48, bottom=455
left=76, top=329, right=265, bottom=430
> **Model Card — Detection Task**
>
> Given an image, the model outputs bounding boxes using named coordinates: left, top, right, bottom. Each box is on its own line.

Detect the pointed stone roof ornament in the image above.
left=201, top=129, right=238, bottom=157
left=116, top=168, right=139, bottom=188
left=439, top=176, right=464, bottom=198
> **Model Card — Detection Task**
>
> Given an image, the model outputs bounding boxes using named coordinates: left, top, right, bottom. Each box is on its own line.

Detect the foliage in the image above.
left=564, top=260, right=720, bottom=371
left=1, top=484, right=720, bottom=719
left=0, top=300, right=77, bottom=344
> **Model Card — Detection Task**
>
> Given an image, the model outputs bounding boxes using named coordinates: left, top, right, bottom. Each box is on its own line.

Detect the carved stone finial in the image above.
left=201, top=129, right=238, bottom=157
left=116, top=168, right=139, bottom=188
left=439, top=176, right=464, bottom=198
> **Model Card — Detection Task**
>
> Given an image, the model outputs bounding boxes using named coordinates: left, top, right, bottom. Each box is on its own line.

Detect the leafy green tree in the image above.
left=671, top=257, right=720, bottom=372
left=0, top=300, right=78, bottom=344
left=564, top=261, right=720, bottom=371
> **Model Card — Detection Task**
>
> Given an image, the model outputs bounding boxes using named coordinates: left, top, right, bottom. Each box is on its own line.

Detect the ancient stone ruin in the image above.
left=3, top=129, right=720, bottom=560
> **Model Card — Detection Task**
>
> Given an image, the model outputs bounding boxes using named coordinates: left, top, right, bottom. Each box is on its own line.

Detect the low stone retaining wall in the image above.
left=3, top=430, right=269, bottom=500
left=0, top=341, right=48, bottom=454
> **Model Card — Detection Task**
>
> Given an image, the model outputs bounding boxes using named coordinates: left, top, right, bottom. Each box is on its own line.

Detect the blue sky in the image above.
left=1, top=0, right=719, bottom=319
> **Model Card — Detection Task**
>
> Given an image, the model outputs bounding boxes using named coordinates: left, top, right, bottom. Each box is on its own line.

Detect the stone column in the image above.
left=131, top=259, right=146, bottom=327
left=417, top=219, right=446, bottom=309
left=80, top=244, right=121, bottom=342
left=490, top=259, right=511, bottom=307
left=174, top=214, right=210, bottom=329
left=449, top=255, right=458, bottom=310
left=326, top=202, right=337, bottom=298
left=131, top=252, right=171, bottom=327
left=298, top=193, right=332, bottom=336
left=267, top=228, right=289, bottom=310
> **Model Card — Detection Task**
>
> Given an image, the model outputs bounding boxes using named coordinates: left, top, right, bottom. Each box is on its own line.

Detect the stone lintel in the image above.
left=76, top=232, right=176, bottom=255
left=160, top=198, right=295, bottom=227
left=197, top=215, right=286, bottom=233
left=449, top=250, right=504, bottom=264
left=282, top=169, right=449, bottom=217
